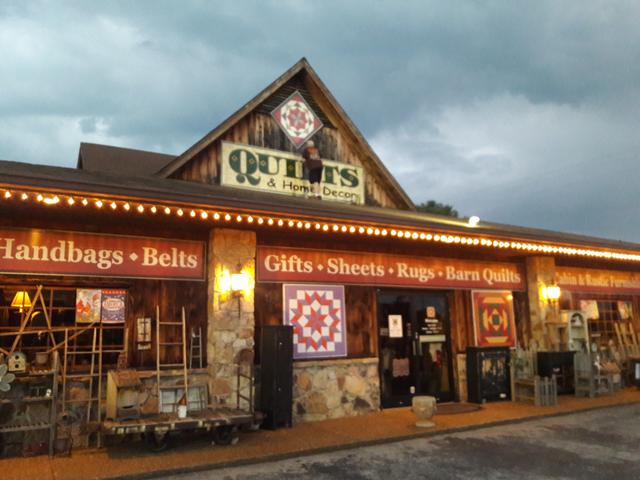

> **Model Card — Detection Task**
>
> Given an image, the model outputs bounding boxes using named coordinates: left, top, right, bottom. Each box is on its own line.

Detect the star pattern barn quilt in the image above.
left=283, top=284, right=347, bottom=359
left=271, top=90, right=323, bottom=148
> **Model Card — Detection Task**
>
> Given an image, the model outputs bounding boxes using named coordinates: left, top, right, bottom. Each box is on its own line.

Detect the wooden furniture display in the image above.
left=105, top=369, right=142, bottom=421
left=574, top=352, right=614, bottom=397
left=559, top=310, right=590, bottom=352
left=615, top=321, right=640, bottom=359
left=514, top=375, right=557, bottom=406
left=0, top=352, right=59, bottom=457
left=102, top=362, right=258, bottom=451
left=537, top=351, right=575, bottom=394
left=102, top=407, right=255, bottom=451
left=511, top=348, right=557, bottom=407
left=466, top=347, right=511, bottom=404
left=611, top=321, right=640, bottom=386
left=158, top=383, right=208, bottom=414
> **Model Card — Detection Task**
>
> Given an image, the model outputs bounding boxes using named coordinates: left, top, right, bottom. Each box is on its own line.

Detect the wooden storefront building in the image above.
left=1, top=58, right=639, bottom=454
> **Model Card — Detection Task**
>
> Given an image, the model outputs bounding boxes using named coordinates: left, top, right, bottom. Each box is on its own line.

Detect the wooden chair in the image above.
left=574, top=352, right=614, bottom=398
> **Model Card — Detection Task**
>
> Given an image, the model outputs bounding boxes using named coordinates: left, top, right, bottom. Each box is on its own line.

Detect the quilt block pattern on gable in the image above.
left=271, top=90, right=323, bottom=148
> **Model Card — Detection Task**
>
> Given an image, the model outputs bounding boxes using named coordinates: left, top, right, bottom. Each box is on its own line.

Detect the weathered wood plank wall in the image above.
left=172, top=71, right=408, bottom=209
left=0, top=206, right=210, bottom=369
left=254, top=282, right=377, bottom=359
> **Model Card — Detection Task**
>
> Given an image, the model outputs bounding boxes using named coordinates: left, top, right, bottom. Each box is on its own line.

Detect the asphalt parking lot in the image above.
left=160, top=403, right=640, bottom=480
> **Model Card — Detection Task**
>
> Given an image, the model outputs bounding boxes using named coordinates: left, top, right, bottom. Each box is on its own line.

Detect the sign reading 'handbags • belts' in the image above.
left=220, top=141, right=365, bottom=205
left=0, top=227, right=205, bottom=280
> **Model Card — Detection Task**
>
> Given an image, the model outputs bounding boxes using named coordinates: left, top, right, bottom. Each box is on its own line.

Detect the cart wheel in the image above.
left=144, top=431, right=170, bottom=452
left=211, top=425, right=238, bottom=445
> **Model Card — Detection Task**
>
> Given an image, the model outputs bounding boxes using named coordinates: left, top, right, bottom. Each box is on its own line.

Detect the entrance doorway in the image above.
left=378, top=290, right=454, bottom=407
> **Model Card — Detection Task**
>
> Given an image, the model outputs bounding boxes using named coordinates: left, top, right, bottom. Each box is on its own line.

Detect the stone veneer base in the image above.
left=292, top=357, right=380, bottom=424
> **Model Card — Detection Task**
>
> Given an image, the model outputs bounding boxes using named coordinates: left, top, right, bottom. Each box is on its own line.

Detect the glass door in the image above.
left=378, top=290, right=454, bottom=407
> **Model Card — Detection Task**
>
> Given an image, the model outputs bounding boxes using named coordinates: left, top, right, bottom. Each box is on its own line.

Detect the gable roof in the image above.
left=156, top=58, right=416, bottom=210
left=77, top=142, right=175, bottom=177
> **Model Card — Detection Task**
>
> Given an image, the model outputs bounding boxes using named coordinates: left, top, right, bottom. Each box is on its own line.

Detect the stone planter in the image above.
left=411, top=395, right=436, bottom=428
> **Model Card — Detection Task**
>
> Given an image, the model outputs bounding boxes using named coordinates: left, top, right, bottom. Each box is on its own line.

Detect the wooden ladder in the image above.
left=156, top=306, right=189, bottom=413
left=189, top=326, right=203, bottom=369
left=61, top=326, right=103, bottom=446
left=615, top=321, right=640, bottom=358
left=60, top=324, right=126, bottom=448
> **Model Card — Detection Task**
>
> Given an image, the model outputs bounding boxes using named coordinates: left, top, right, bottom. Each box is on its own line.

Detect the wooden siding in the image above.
left=0, top=205, right=209, bottom=369
left=254, top=72, right=333, bottom=127
left=172, top=75, right=409, bottom=210
left=254, top=283, right=377, bottom=359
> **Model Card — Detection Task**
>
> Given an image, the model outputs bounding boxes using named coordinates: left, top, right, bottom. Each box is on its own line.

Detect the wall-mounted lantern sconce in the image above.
left=539, top=282, right=561, bottom=304
left=231, top=272, right=250, bottom=295
left=219, top=269, right=232, bottom=296
left=217, top=265, right=254, bottom=309
left=544, top=285, right=561, bottom=302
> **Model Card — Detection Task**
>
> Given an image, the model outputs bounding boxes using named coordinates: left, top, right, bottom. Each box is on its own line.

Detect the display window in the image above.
left=564, top=292, right=640, bottom=346
left=0, top=284, right=126, bottom=370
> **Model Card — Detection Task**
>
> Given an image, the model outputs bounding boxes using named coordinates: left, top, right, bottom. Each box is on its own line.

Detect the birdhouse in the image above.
left=8, top=352, right=27, bottom=373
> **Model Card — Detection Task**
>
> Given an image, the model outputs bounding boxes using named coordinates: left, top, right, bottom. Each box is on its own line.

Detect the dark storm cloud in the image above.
left=1, top=1, right=639, bottom=240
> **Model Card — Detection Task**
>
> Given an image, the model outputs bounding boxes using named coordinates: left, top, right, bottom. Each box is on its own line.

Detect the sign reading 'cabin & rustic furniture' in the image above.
left=220, top=141, right=365, bottom=204
left=557, top=266, right=640, bottom=294
left=257, top=246, right=525, bottom=290
left=0, top=227, right=205, bottom=280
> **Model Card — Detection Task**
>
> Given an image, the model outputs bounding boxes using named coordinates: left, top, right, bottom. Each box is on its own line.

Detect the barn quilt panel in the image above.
left=472, top=290, right=517, bottom=347
left=283, top=284, right=347, bottom=359
left=271, top=90, right=323, bottom=148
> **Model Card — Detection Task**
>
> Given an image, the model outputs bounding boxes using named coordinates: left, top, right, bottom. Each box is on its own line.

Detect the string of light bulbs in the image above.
left=3, top=187, right=640, bottom=262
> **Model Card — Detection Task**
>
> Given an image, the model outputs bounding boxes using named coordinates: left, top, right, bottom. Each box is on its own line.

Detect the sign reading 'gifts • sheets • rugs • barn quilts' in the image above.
left=257, top=246, right=525, bottom=290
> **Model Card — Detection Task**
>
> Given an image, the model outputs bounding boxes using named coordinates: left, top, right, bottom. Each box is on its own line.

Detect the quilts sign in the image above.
left=258, top=246, right=525, bottom=290
left=283, top=284, right=347, bottom=359
left=0, top=227, right=205, bottom=280
left=220, top=142, right=365, bottom=204
left=557, top=267, right=640, bottom=295
left=472, top=290, right=517, bottom=347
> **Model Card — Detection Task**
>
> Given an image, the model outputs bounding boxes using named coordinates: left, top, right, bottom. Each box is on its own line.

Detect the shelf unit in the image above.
left=0, top=284, right=128, bottom=453
left=0, top=352, right=60, bottom=457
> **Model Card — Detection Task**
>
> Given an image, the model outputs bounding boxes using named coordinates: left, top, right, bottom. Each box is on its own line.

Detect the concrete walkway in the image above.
left=3, top=389, right=639, bottom=480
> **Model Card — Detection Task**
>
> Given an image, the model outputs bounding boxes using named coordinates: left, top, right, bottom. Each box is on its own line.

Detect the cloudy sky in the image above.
left=1, top=1, right=639, bottom=242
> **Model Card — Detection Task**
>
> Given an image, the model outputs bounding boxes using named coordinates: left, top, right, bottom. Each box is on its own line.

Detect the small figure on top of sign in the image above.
left=302, top=140, right=323, bottom=199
